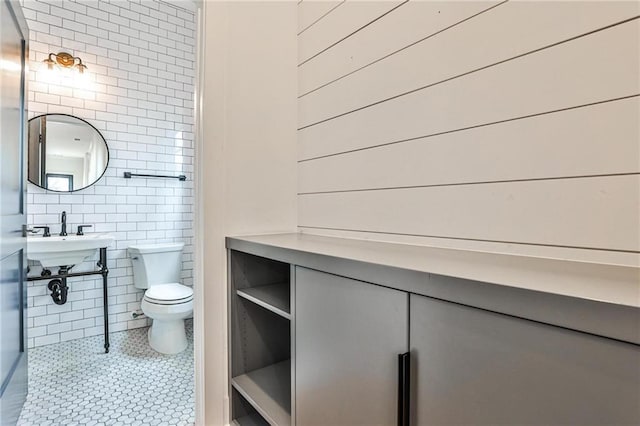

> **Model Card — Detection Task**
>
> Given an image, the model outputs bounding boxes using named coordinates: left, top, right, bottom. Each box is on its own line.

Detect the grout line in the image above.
left=297, top=173, right=640, bottom=196
left=297, top=226, right=640, bottom=254
left=156, top=0, right=196, bottom=15
left=298, top=1, right=409, bottom=67
left=298, top=0, right=508, bottom=98
left=298, top=1, right=346, bottom=36
left=297, top=15, right=640, bottom=130
left=297, top=94, right=640, bottom=163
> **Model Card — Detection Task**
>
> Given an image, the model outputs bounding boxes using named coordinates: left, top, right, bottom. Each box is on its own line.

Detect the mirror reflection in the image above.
left=28, top=114, right=109, bottom=192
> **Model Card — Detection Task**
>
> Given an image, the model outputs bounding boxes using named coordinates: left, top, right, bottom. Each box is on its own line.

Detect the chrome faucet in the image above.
left=60, top=211, right=68, bottom=236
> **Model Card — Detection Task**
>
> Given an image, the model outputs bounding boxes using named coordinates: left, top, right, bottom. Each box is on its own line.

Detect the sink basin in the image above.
left=27, top=234, right=115, bottom=267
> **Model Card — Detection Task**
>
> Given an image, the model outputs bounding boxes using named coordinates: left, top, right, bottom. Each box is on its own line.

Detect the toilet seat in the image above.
left=144, top=283, right=193, bottom=305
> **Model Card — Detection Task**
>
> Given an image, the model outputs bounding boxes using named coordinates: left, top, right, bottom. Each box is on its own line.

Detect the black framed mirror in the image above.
left=28, top=114, right=109, bottom=192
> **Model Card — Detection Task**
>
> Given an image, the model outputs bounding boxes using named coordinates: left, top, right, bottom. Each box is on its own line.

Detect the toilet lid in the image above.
left=145, top=283, right=193, bottom=304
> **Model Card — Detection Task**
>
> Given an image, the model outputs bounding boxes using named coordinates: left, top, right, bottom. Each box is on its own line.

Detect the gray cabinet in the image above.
left=226, top=235, right=640, bottom=426
left=295, top=267, right=408, bottom=426
left=410, top=293, right=640, bottom=425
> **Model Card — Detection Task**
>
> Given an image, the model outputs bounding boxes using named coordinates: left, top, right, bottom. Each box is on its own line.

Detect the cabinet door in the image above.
left=410, top=294, right=640, bottom=425
left=295, top=267, right=408, bottom=426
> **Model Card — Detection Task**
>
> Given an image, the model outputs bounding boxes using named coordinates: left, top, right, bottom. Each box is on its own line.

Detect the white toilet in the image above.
left=128, top=242, right=193, bottom=354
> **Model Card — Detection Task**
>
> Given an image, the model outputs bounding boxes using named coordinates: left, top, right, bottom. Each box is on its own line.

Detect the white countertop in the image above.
left=228, top=233, right=640, bottom=308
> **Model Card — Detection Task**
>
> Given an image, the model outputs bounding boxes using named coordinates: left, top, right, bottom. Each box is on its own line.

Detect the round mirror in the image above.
left=28, top=114, right=109, bottom=192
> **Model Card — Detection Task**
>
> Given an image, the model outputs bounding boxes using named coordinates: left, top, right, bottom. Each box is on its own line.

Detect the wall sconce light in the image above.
left=43, top=52, right=87, bottom=74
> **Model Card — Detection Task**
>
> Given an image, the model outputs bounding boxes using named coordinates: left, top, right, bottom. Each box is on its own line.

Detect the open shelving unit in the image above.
left=232, top=360, right=291, bottom=426
left=231, top=387, right=270, bottom=426
left=232, top=413, right=269, bottom=426
left=229, top=250, right=293, bottom=426
left=236, top=283, right=291, bottom=320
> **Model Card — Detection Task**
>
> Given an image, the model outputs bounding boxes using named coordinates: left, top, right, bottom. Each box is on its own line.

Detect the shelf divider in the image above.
left=237, top=283, right=291, bottom=320
left=232, top=413, right=269, bottom=426
left=231, top=360, right=291, bottom=426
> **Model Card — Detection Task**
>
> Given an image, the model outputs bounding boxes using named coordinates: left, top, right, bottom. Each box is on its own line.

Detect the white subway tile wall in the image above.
left=22, top=0, right=196, bottom=348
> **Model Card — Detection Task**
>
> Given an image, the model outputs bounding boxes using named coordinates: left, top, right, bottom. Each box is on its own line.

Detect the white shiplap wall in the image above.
left=22, top=0, right=196, bottom=348
left=297, top=0, right=640, bottom=265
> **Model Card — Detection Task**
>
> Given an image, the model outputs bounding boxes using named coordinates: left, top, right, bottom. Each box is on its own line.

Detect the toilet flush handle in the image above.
left=131, top=256, right=139, bottom=260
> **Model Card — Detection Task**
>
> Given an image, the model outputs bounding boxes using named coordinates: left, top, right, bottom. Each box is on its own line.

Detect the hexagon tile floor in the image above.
left=17, top=320, right=194, bottom=426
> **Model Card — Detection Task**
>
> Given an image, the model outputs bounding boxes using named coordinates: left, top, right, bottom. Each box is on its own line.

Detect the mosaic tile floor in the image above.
left=18, top=321, right=194, bottom=426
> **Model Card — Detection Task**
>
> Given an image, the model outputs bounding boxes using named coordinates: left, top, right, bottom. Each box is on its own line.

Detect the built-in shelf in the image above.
left=237, top=283, right=291, bottom=320
left=230, top=251, right=292, bottom=425
left=232, top=413, right=269, bottom=426
left=231, top=360, right=291, bottom=426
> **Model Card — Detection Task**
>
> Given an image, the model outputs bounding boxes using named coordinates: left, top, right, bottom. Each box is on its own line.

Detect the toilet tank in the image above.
left=128, top=242, right=184, bottom=289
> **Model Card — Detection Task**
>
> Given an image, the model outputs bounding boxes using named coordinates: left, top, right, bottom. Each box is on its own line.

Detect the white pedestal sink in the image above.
left=27, top=234, right=115, bottom=267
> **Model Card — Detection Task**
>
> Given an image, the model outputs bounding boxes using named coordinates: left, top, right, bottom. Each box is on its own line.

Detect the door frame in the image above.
left=0, top=1, right=29, bottom=425
left=192, top=1, right=205, bottom=425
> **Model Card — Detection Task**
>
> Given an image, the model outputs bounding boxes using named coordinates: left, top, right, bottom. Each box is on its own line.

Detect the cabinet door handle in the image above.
left=398, top=352, right=410, bottom=426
